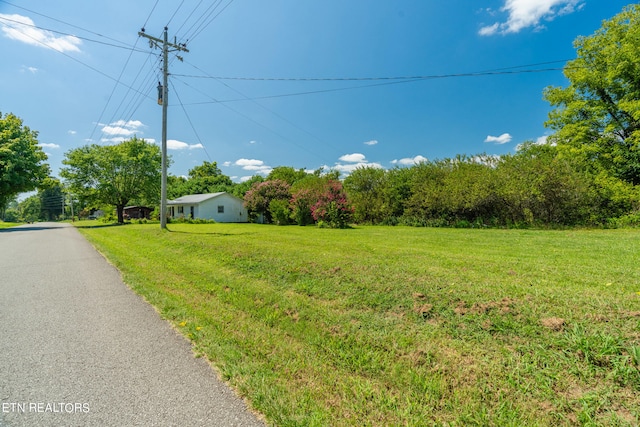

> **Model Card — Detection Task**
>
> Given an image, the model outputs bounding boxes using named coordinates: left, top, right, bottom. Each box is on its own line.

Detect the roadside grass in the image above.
left=0, top=221, right=22, bottom=229
left=76, top=223, right=640, bottom=426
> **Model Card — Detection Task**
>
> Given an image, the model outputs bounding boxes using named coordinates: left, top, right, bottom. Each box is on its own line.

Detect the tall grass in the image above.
left=77, top=223, right=640, bottom=426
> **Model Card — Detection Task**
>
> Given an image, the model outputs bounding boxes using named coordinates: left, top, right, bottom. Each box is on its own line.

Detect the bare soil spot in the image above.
left=414, top=303, right=434, bottom=318
left=541, top=317, right=566, bottom=331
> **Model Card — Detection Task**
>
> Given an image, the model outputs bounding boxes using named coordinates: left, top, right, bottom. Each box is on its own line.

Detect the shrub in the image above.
left=290, top=188, right=317, bottom=226
left=311, top=180, right=354, bottom=228
left=244, top=179, right=291, bottom=223
left=269, top=199, right=291, bottom=225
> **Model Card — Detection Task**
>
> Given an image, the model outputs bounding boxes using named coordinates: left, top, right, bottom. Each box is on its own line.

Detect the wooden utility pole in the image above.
left=138, top=27, right=189, bottom=229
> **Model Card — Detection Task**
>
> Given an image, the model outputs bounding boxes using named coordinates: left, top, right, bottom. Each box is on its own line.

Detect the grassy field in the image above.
left=76, top=223, right=640, bottom=426
left=0, top=221, right=21, bottom=229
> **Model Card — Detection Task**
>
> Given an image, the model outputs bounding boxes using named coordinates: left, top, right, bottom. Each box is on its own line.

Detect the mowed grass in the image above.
left=76, top=223, right=640, bottom=426
left=0, top=221, right=22, bottom=229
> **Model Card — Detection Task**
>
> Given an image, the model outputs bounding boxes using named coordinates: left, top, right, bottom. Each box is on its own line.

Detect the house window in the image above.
left=218, top=205, right=224, bottom=213
left=178, top=206, right=184, bottom=214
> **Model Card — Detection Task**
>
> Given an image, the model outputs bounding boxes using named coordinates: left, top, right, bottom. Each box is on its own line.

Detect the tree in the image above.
left=290, top=173, right=329, bottom=226
left=61, top=137, right=162, bottom=223
left=39, top=177, right=65, bottom=221
left=544, top=4, right=640, bottom=185
left=494, top=143, right=595, bottom=225
left=311, top=180, right=353, bottom=228
left=19, top=195, right=41, bottom=223
left=0, top=112, right=49, bottom=209
left=344, top=166, right=387, bottom=224
left=168, top=161, right=234, bottom=198
left=243, top=179, right=291, bottom=223
left=267, top=166, right=309, bottom=185
left=230, top=175, right=264, bottom=199
left=186, top=161, right=233, bottom=193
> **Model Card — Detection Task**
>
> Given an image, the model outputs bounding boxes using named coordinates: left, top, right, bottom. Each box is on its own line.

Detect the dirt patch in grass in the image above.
left=453, top=297, right=516, bottom=316
left=541, top=317, right=566, bottom=331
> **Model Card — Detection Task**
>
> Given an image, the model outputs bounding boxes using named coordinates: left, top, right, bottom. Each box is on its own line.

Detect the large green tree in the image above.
left=39, top=177, right=65, bottom=221
left=544, top=4, right=640, bottom=185
left=267, top=166, right=309, bottom=186
left=168, top=161, right=234, bottom=198
left=61, top=137, right=162, bottom=223
left=0, top=112, right=49, bottom=209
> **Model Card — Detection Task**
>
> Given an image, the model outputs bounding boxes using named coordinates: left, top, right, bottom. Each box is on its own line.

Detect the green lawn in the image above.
left=0, top=221, right=22, bottom=229
left=76, top=223, right=640, bottom=426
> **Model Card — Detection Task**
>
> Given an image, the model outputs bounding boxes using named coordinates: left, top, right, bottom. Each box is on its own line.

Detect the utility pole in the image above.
left=138, top=27, right=189, bottom=229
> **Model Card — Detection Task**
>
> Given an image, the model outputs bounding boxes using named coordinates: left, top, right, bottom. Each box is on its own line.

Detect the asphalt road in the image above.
left=0, top=222, right=266, bottom=427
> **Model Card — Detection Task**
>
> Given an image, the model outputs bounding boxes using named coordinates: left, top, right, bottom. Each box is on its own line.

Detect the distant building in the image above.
left=166, top=192, right=248, bottom=223
left=123, top=206, right=153, bottom=220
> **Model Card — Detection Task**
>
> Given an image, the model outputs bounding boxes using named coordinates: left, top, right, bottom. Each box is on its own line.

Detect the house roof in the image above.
left=123, top=205, right=152, bottom=210
left=167, top=192, right=229, bottom=205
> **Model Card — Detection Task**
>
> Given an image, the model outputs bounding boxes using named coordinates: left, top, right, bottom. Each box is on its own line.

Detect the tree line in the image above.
left=2, top=5, right=640, bottom=228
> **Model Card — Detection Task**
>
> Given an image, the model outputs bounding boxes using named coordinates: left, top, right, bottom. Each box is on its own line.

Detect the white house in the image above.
left=167, top=192, right=248, bottom=223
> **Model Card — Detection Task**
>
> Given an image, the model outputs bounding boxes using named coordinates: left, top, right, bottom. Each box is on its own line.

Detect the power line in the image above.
left=173, top=61, right=571, bottom=82
left=0, top=14, right=149, bottom=52
left=0, top=18, right=155, bottom=102
left=185, top=0, right=236, bottom=43
left=0, top=1, right=147, bottom=51
left=173, top=75, right=336, bottom=165
left=143, top=0, right=160, bottom=29
left=174, top=62, right=579, bottom=106
left=173, top=0, right=206, bottom=39
left=166, top=0, right=186, bottom=28
left=97, top=52, right=162, bottom=144
left=176, top=0, right=222, bottom=44
left=89, top=34, right=146, bottom=143
left=184, top=60, right=344, bottom=155
left=169, top=79, right=212, bottom=162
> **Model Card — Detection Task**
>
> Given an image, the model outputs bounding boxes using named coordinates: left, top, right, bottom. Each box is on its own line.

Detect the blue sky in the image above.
left=0, top=0, right=632, bottom=184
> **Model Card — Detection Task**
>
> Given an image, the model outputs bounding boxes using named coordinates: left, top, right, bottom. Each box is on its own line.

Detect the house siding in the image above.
left=168, top=193, right=247, bottom=223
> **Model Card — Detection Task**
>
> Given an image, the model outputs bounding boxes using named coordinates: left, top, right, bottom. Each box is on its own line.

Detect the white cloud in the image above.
left=101, top=120, right=145, bottom=137
left=102, top=126, right=136, bottom=136
left=363, top=139, right=378, bottom=146
left=479, top=23, right=500, bottom=36
left=167, top=139, right=203, bottom=150
left=535, top=135, right=549, bottom=145
left=20, top=65, right=38, bottom=74
left=100, top=137, right=126, bottom=144
left=234, top=158, right=272, bottom=175
left=222, top=161, right=232, bottom=167
left=235, top=158, right=264, bottom=167
left=112, top=119, right=143, bottom=129
left=68, top=130, right=77, bottom=135
left=391, top=155, right=428, bottom=166
left=484, top=133, right=512, bottom=144
left=331, top=153, right=384, bottom=176
left=339, top=153, right=367, bottom=163
left=471, top=154, right=501, bottom=167
left=0, top=14, right=82, bottom=52
left=38, top=142, right=60, bottom=149
left=516, top=134, right=556, bottom=151
left=334, top=162, right=384, bottom=174
left=479, top=0, right=583, bottom=35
